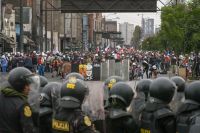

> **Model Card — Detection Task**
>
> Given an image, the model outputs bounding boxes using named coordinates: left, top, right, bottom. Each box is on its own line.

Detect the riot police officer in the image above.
left=140, top=78, right=176, bottom=133
left=39, top=82, right=61, bottom=133
left=0, top=67, right=38, bottom=133
left=106, top=82, right=139, bottom=133
left=52, top=78, right=99, bottom=133
left=170, top=76, right=186, bottom=112
left=176, top=81, right=200, bottom=133
left=65, top=72, right=85, bottom=81
left=104, top=76, right=123, bottom=108
left=131, top=79, right=152, bottom=122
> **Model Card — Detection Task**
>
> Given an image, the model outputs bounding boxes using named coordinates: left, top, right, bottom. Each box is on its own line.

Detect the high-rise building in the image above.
left=119, top=22, right=134, bottom=45
left=142, top=18, right=154, bottom=38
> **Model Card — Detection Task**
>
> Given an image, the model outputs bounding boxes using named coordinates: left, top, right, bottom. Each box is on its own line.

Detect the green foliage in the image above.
left=131, top=25, right=142, bottom=49
left=142, top=0, right=200, bottom=53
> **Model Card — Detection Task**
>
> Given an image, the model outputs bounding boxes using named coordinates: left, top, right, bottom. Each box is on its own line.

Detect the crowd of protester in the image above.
left=0, top=48, right=200, bottom=79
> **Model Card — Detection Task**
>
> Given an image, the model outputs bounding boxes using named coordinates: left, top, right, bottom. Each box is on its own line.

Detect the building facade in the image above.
left=142, top=18, right=154, bottom=38
left=119, top=22, right=134, bottom=45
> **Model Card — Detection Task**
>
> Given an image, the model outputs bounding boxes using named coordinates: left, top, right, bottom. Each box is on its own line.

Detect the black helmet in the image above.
left=136, top=79, right=152, bottom=101
left=185, top=81, right=200, bottom=104
left=150, top=78, right=176, bottom=103
left=171, top=76, right=185, bottom=92
left=109, top=82, right=134, bottom=108
left=8, top=67, right=34, bottom=92
left=136, top=79, right=152, bottom=93
left=60, top=78, right=89, bottom=109
left=65, top=72, right=84, bottom=81
left=40, top=82, right=61, bottom=107
left=40, top=76, right=48, bottom=88
left=104, top=76, right=123, bottom=90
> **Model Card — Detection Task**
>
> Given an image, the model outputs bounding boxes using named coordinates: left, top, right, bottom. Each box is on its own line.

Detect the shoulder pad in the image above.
left=154, top=108, right=174, bottom=119
left=109, top=109, right=132, bottom=119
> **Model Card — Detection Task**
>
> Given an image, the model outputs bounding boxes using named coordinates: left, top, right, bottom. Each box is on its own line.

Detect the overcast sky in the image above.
left=103, top=0, right=168, bottom=28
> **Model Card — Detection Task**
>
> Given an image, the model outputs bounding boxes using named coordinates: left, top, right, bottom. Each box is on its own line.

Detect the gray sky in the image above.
left=103, top=0, right=168, bottom=28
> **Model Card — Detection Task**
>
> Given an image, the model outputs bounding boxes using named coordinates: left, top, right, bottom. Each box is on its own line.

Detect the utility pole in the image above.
left=0, top=0, right=2, bottom=32
left=51, top=0, right=53, bottom=52
left=40, top=0, right=43, bottom=52
left=64, top=13, right=66, bottom=52
left=32, top=0, right=37, bottom=48
left=45, top=0, right=47, bottom=52
left=19, top=0, right=24, bottom=53
left=70, top=13, right=73, bottom=51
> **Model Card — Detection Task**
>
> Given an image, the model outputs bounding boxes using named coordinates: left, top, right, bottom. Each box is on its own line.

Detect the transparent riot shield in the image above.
left=27, top=75, right=40, bottom=127
left=82, top=81, right=105, bottom=121
left=130, top=91, right=146, bottom=122
left=82, top=81, right=106, bottom=133
left=51, top=82, right=62, bottom=116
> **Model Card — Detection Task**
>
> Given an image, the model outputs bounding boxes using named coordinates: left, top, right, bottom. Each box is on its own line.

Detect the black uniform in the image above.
left=140, top=78, right=176, bottom=133
left=176, top=81, right=200, bottom=133
left=39, top=82, right=61, bottom=133
left=0, top=67, right=39, bottom=133
left=106, top=108, right=139, bottom=133
left=53, top=109, right=97, bottom=133
left=0, top=88, right=37, bottom=133
left=176, top=102, right=200, bottom=133
left=140, top=102, right=176, bottom=133
left=52, top=78, right=98, bottom=133
left=106, top=82, right=139, bottom=133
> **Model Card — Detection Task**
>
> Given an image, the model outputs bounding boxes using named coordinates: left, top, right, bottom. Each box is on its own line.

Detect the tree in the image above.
left=141, top=0, right=200, bottom=53
left=131, top=25, right=142, bottom=49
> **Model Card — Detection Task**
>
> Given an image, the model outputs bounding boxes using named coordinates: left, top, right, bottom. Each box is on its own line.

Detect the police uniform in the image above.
left=0, top=67, right=38, bottom=133
left=131, top=79, right=152, bottom=123
left=52, top=78, right=98, bottom=133
left=39, top=82, right=61, bottom=133
left=52, top=109, right=96, bottom=133
left=140, top=78, right=176, bottom=133
left=106, top=82, right=139, bottom=133
left=0, top=92, right=36, bottom=133
left=176, top=81, right=200, bottom=133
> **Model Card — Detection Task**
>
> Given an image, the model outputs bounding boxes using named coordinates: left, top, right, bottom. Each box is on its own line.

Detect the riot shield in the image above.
left=170, top=91, right=185, bottom=112
left=82, top=81, right=105, bottom=121
left=82, top=81, right=106, bottom=133
left=27, top=75, right=40, bottom=127
left=130, top=91, right=146, bottom=122
left=51, top=82, right=62, bottom=116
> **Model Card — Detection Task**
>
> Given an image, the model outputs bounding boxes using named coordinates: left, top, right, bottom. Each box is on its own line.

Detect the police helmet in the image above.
left=60, top=78, right=89, bottom=109
left=185, top=81, right=200, bottom=104
left=136, top=79, right=152, bottom=101
left=8, top=67, right=35, bottom=92
left=40, top=82, right=61, bottom=107
left=150, top=78, right=176, bottom=103
left=40, top=76, right=48, bottom=88
left=171, top=76, right=185, bottom=92
left=136, top=79, right=152, bottom=93
left=65, top=72, right=84, bottom=81
left=104, top=76, right=123, bottom=90
left=109, top=82, right=134, bottom=108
